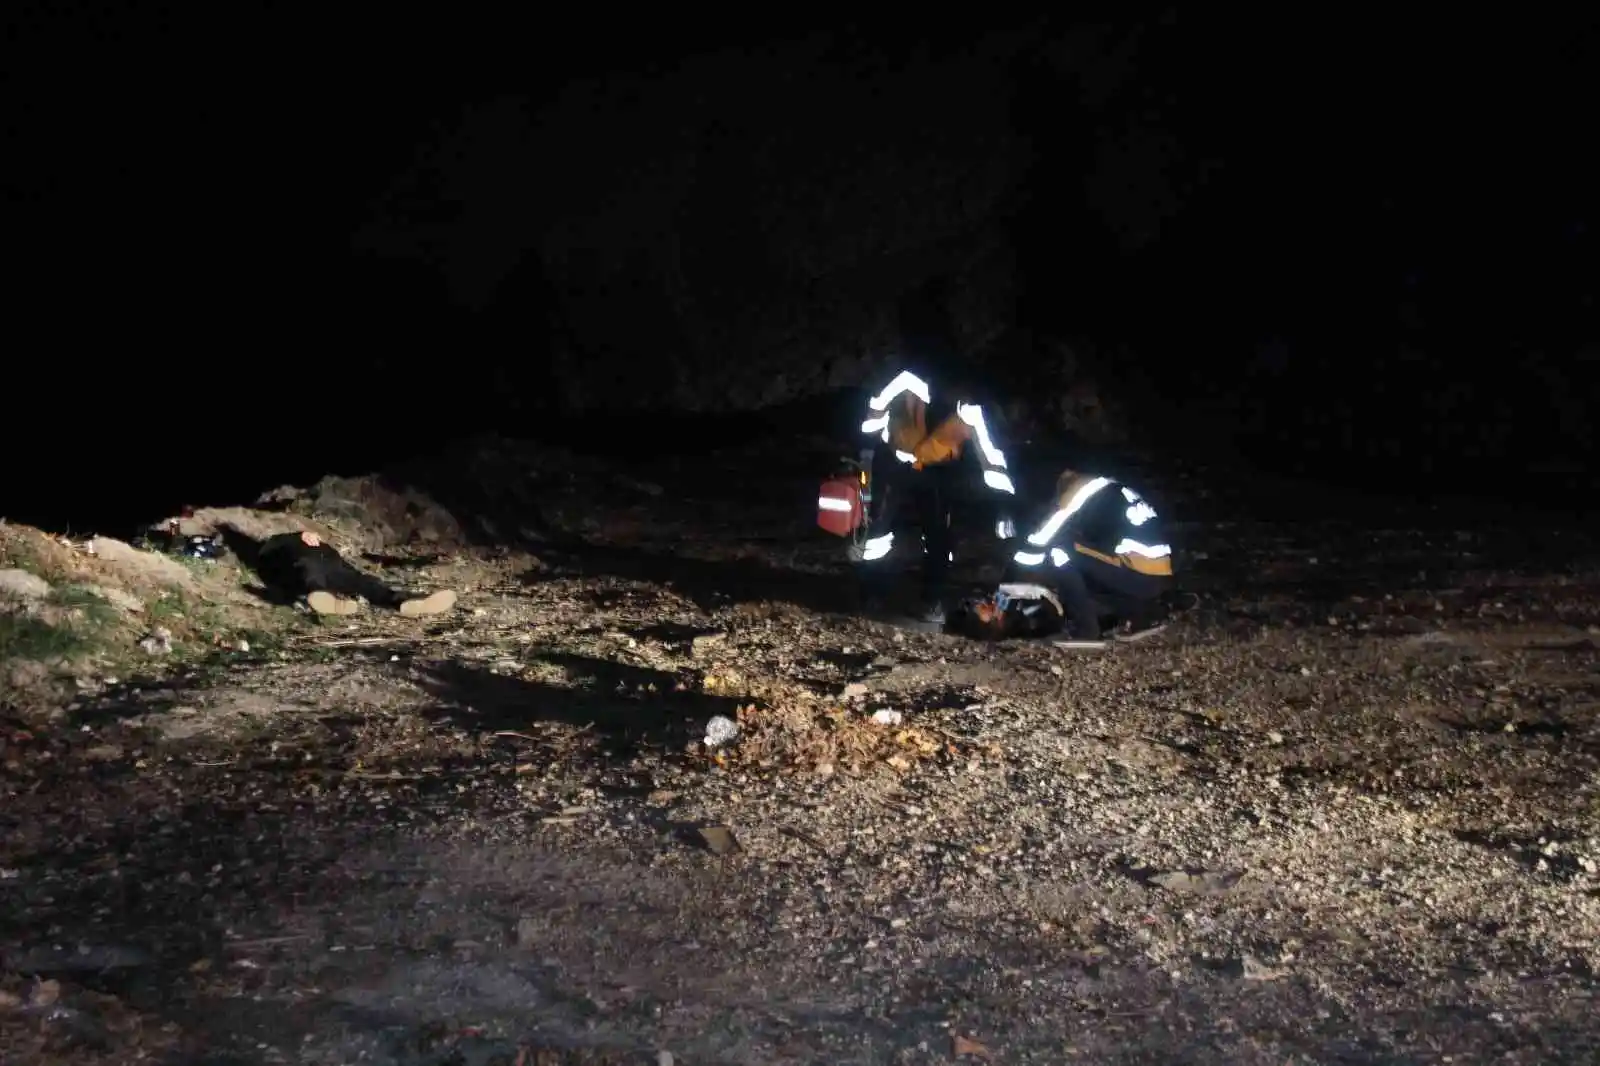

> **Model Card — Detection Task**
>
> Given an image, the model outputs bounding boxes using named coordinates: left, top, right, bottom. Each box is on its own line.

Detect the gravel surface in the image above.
left=2, top=445, right=1598, bottom=1064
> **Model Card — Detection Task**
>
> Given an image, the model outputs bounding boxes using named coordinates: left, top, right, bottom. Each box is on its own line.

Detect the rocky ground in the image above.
left=2, top=439, right=1598, bottom=1065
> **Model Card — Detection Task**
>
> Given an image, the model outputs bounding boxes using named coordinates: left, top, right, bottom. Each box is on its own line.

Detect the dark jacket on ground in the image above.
left=256, top=532, right=398, bottom=606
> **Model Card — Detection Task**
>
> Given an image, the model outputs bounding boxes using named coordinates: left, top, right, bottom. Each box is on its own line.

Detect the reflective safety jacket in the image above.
left=859, top=369, right=1015, bottom=498
left=1011, top=470, right=1174, bottom=577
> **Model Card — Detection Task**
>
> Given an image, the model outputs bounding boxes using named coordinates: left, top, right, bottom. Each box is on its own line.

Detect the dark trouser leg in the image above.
left=299, top=546, right=401, bottom=608
left=858, top=449, right=906, bottom=606
left=1050, top=561, right=1105, bottom=639
left=1079, top=557, right=1167, bottom=628
left=916, top=467, right=953, bottom=609
left=254, top=534, right=313, bottom=599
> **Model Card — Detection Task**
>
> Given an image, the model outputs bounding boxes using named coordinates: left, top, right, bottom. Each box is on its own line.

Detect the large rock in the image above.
left=88, top=537, right=196, bottom=591
left=0, top=568, right=52, bottom=601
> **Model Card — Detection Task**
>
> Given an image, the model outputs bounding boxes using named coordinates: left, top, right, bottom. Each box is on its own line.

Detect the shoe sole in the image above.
left=1113, top=623, right=1168, bottom=644
left=399, top=590, right=457, bottom=617
left=307, top=591, right=361, bottom=616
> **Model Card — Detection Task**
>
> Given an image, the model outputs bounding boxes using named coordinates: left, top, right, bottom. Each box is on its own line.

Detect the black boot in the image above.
left=909, top=571, right=950, bottom=628
left=856, top=566, right=893, bottom=616
left=912, top=596, right=949, bottom=626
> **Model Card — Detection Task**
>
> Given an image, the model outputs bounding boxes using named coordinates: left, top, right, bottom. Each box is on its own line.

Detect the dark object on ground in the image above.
left=950, top=584, right=1185, bottom=643
left=948, top=584, right=1062, bottom=640
left=145, top=524, right=225, bottom=561
left=239, top=529, right=457, bottom=616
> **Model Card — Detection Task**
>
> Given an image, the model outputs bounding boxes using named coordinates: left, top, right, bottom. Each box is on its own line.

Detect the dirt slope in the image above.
left=2, top=445, right=1598, bottom=1064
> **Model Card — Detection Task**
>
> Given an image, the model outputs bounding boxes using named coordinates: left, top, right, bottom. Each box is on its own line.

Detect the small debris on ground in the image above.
left=692, top=826, right=742, bottom=856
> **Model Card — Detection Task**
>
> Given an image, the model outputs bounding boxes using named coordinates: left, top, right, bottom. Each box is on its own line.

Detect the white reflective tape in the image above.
left=999, top=582, right=1053, bottom=600
left=983, top=470, right=1016, bottom=495
left=955, top=402, right=1007, bottom=469
left=997, top=583, right=1064, bottom=617
left=1114, top=538, right=1172, bottom=558
left=1012, top=550, right=1045, bottom=566
left=1125, top=501, right=1157, bottom=526
left=861, top=414, right=889, bottom=434
left=862, top=532, right=895, bottom=561
left=867, top=370, right=931, bottom=410
left=1121, top=486, right=1141, bottom=502
left=880, top=427, right=889, bottom=443
left=995, top=518, right=1016, bottom=539
left=1050, top=547, right=1070, bottom=567
left=818, top=496, right=852, bottom=513
left=894, top=450, right=917, bottom=464
left=948, top=551, right=954, bottom=563
left=1026, top=476, right=1112, bottom=545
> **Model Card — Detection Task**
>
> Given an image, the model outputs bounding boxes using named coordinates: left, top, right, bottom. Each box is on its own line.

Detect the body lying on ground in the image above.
left=254, top=531, right=457, bottom=617
left=852, top=367, right=1020, bottom=624
left=1000, top=467, right=1175, bottom=640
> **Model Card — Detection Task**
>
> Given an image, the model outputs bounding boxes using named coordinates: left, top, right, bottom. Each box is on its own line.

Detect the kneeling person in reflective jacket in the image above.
left=1004, top=468, right=1174, bottom=640
left=853, top=368, right=1018, bottom=624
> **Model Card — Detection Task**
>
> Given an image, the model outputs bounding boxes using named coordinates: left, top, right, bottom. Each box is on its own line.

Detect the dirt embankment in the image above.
left=3, top=444, right=1600, bottom=1064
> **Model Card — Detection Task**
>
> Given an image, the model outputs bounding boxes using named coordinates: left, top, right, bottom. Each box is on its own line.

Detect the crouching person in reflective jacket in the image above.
left=1004, top=468, right=1174, bottom=640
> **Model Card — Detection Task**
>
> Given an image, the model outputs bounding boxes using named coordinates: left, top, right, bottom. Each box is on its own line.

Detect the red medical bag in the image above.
left=817, top=474, right=865, bottom=536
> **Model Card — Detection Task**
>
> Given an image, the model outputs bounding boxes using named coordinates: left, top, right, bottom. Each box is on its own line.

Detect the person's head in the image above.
left=1055, top=467, right=1083, bottom=498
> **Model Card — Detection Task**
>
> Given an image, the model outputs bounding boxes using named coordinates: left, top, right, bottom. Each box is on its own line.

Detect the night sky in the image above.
left=5, top=10, right=1596, bottom=532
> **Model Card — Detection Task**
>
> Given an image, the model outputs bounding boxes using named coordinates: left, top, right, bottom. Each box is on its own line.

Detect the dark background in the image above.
left=5, top=9, right=1596, bottom=532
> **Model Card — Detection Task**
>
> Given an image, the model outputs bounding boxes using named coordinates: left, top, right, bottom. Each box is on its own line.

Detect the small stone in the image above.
left=1240, top=955, right=1285, bottom=981
left=1148, top=869, right=1243, bottom=895
left=691, top=632, right=727, bottom=657
left=694, top=826, right=741, bottom=856
left=139, top=627, right=174, bottom=655
left=842, top=682, right=869, bottom=700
